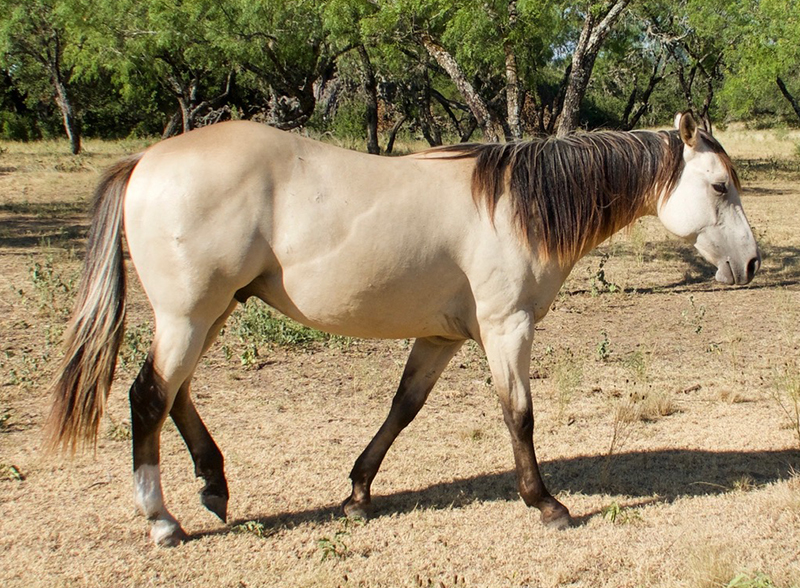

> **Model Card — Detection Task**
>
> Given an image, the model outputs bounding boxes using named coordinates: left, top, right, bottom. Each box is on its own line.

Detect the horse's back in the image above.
left=122, top=122, right=482, bottom=339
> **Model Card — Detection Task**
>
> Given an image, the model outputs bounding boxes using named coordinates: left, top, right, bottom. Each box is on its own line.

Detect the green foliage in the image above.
left=0, top=407, right=11, bottom=432
left=232, top=520, right=274, bottom=539
left=725, top=572, right=779, bottom=588
left=0, top=463, right=25, bottom=481
left=601, top=501, right=643, bottom=524
left=119, top=321, right=153, bottom=371
left=222, top=300, right=348, bottom=367
left=591, top=252, right=619, bottom=296
left=682, top=295, right=706, bottom=335
left=1, top=0, right=798, bottom=142
left=596, top=330, right=612, bottom=362
left=721, top=0, right=800, bottom=123
left=318, top=516, right=363, bottom=561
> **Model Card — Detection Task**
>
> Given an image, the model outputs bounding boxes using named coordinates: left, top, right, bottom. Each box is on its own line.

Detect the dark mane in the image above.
left=434, top=130, right=700, bottom=263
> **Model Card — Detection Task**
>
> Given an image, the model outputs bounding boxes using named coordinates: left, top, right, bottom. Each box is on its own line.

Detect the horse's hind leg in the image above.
left=343, top=337, right=463, bottom=519
left=169, top=301, right=237, bottom=523
left=130, top=314, right=216, bottom=546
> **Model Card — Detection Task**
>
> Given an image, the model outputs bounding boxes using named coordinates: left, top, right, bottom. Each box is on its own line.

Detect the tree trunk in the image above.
left=777, top=76, right=800, bottom=122
left=621, top=57, right=664, bottom=130
left=419, top=33, right=503, bottom=142
left=385, top=115, right=407, bottom=154
left=418, top=79, right=442, bottom=147
left=557, top=0, right=631, bottom=137
left=357, top=45, right=380, bottom=155
left=52, top=72, right=80, bottom=154
left=162, top=111, right=182, bottom=139
left=504, top=0, right=523, bottom=139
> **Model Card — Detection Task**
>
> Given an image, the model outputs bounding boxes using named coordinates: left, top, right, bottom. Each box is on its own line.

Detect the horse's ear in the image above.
left=676, top=111, right=698, bottom=148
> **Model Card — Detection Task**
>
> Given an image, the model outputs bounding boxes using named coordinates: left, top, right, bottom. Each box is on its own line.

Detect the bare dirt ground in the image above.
left=1, top=130, right=800, bottom=588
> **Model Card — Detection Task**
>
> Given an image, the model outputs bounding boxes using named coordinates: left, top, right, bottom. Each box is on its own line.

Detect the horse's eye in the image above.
left=712, top=182, right=728, bottom=195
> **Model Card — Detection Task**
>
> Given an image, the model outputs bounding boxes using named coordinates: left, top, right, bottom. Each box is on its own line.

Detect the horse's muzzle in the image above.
left=716, top=251, right=760, bottom=285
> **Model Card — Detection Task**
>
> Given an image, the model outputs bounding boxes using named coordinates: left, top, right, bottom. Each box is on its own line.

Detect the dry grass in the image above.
left=2, top=129, right=800, bottom=587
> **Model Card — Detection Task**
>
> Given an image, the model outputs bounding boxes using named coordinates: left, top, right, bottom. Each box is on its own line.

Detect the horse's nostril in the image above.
left=746, top=256, right=760, bottom=281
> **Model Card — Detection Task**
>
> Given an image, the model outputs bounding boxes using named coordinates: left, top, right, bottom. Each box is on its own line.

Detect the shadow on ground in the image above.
left=0, top=201, right=88, bottom=250
left=201, top=447, right=800, bottom=539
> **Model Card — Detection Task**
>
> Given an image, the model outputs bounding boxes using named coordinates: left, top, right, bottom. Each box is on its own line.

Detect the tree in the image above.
left=323, top=0, right=380, bottom=153
left=218, top=0, right=344, bottom=130
left=722, top=0, right=800, bottom=124
left=556, top=0, right=631, bottom=136
left=0, top=0, right=95, bottom=153
left=96, top=0, right=234, bottom=137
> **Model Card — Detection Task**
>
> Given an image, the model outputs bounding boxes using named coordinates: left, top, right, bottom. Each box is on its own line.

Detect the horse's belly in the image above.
left=255, top=259, right=473, bottom=340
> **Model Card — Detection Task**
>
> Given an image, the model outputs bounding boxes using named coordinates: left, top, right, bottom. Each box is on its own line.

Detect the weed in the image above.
left=601, top=501, right=643, bottom=524
left=623, top=350, right=647, bottom=384
left=682, top=295, right=707, bottom=334
left=590, top=252, right=620, bottom=296
left=318, top=517, right=363, bottom=561
left=0, top=407, right=11, bottom=431
left=231, top=520, right=273, bottom=539
left=223, top=300, right=350, bottom=367
left=24, top=254, right=77, bottom=320
left=119, top=321, right=153, bottom=371
left=106, top=420, right=132, bottom=441
left=771, top=360, right=800, bottom=448
left=5, top=348, right=42, bottom=388
left=731, top=475, right=758, bottom=493
left=596, top=330, right=612, bottom=362
left=0, top=463, right=25, bottom=481
left=551, top=348, right=583, bottom=422
left=628, top=222, right=647, bottom=266
left=725, top=572, right=779, bottom=588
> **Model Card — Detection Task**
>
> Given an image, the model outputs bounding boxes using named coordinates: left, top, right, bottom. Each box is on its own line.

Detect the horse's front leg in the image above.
left=343, top=337, right=464, bottom=519
left=483, top=312, right=573, bottom=529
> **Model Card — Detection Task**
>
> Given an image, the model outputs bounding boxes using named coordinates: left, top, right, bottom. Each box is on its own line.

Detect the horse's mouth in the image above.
left=715, top=257, right=759, bottom=286
left=715, top=260, right=736, bottom=285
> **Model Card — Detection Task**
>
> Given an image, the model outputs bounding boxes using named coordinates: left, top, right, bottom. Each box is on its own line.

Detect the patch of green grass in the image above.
left=222, top=300, right=351, bottom=367
left=596, top=330, right=612, bottom=362
left=231, top=520, right=274, bottom=539
left=601, top=501, right=643, bottom=525
left=119, top=321, right=153, bottom=371
left=318, top=517, right=363, bottom=562
left=106, top=420, right=132, bottom=441
left=16, top=254, right=78, bottom=322
left=725, top=572, right=779, bottom=588
left=682, top=295, right=707, bottom=335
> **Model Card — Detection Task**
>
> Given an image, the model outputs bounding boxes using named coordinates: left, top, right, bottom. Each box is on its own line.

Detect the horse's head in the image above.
left=657, top=112, right=760, bottom=285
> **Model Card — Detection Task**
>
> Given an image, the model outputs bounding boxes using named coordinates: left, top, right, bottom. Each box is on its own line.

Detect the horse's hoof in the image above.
left=342, top=498, right=371, bottom=521
left=539, top=500, right=573, bottom=530
left=201, top=493, right=228, bottom=522
left=150, top=519, right=188, bottom=547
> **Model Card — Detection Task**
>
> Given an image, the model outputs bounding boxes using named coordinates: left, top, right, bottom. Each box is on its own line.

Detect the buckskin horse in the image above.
left=45, top=112, right=759, bottom=545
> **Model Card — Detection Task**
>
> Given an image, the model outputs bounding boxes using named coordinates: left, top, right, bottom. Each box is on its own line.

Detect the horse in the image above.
left=45, top=111, right=759, bottom=546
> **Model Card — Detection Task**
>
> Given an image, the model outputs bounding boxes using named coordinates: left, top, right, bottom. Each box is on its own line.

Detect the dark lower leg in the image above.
left=130, top=355, right=187, bottom=545
left=502, top=405, right=572, bottom=528
left=344, top=338, right=463, bottom=517
left=170, top=383, right=228, bottom=521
